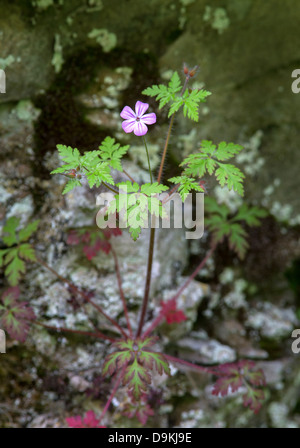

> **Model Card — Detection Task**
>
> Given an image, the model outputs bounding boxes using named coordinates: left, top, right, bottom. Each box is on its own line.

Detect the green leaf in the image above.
left=214, top=142, right=243, bottom=161
left=102, top=350, right=133, bottom=377
left=2, top=217, right=20, bottom=246
left=215, top=163, right=245, bottom=196
left=18, top=220, right=40, bottom=242
left=227, top=223, right=249, bottom=259
left=123, top=357, right=151, bottom=400
left=18, top=244, right=36, bottom=262
left=140, top=182, right=169, bottom=196
left=117, top=181, right=140, bottom=193
left=181, top=89, right=212, bottom=122
left=62, top=179, right=82, bottom=195
left=138, top=351, right=170, bottom=376
left=232, top=204, right=268, bottom=226
left=169, top=175, right=204, bottom=202
left=142, top=71, right=182, bottom=110
left=98, top=137, right=129, bottom=172
left=0, top=249, right=9, bottom=267
left=129, top=226, right=141, bottom=241
left=56, top=144, right=81, bottom=166
left=5, top=255, right=26, bottom=286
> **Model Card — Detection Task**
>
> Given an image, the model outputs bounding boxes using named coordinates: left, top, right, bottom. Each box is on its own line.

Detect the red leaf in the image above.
left=66, top=410, right=105, bottom=428
left=83, top=238, right=111, bottom=260
left=160, top=298, right=187, bottom=324
left=66, top=230, right=81, bottom=245
left=0, top=288, right=35, bottom=342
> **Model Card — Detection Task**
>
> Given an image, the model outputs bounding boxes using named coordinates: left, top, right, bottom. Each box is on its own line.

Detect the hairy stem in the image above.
left=111, top=246, right=133, bottom=337
left=36, top=256, right=128, bottom=338
left=35, top=321, right=116, bottom=343
left=136, top=75, right=191, bottom=337
left=142, top=135, right=153, bottom=183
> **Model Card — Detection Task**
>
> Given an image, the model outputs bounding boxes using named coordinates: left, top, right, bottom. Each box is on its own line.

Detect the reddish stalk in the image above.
left=99, top=364, right=127, bottom=423
left=111, top=246, right=133, bottom=337
left=163, top=353, right=215, bottom=375
left=36, top=256, right=128, bottom=339
left=35, top=321, right=116, bottom=343
left=142, top=244, right=216, bottom=339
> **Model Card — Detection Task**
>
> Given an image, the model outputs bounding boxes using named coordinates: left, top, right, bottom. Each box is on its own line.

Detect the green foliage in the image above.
left=142, top=71, right=211, bottom=122
left=0, top=217, right=39, bottom=285
left=205, top=197, right=267, bottom=259
left=181, top=140, right=245, bottom=195
left=51, top=137, right=129, bottom=194
left=107, top=182, right=169, bottom=240
left=168, top=175, right=204, bottom=201
left=102, top=337, right=170, bottom=400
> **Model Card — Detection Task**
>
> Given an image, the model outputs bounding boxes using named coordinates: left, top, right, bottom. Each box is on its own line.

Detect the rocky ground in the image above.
left=0, top=0, right=300, bottom=428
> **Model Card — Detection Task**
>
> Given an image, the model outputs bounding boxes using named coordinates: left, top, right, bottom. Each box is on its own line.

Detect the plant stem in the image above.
left=142, top=135, right=153, bottom=183
left=35, top=321, right=116, bottom=343
left=123, top=169, right=137, bottom=184
left=163, top=353, right=215, bottom=375
left=136, top=226, right=155, bottom=337
left=141, top=244, right=216, bottom=339
left=36, top=256, right=128, bottom=339
left=111, top=246, right=133, bottom=337
left=168, top=243, right=217, bottom=304
left=136, top=75, right=192, bottom=338
left=102, top=182, right=119, bottom=195
left=157, top=114, right=175, bottom=184
left=99, top=364, right=127, bottom=423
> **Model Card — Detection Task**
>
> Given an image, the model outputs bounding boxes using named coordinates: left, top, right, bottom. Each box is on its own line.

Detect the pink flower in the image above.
left=120, top=101, right=156, bottom=136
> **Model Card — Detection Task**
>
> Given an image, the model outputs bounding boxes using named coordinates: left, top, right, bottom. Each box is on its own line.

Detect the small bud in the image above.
left=183, top=63, right=189, bottom=75
left=189, top=65, right=199, bottom=77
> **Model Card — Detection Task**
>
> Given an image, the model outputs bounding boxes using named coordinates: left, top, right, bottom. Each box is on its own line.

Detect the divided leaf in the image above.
left=205, top=197, right=267, bottom=259
left=102, top=338, right=170, bottom=400
left=181, top=140, right=245, bottom=196
left=169, top=175, right=204, bottom=202
left=0, top=287, right=35, bottom=342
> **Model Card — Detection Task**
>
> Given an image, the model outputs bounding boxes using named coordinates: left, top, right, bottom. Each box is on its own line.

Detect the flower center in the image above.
left=136, top=116, right=140, bottom=122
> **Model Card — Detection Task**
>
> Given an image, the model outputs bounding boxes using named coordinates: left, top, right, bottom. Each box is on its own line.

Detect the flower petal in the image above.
left=135, top=101, right=149, bottom=117
left=141, top=112, right=156, bottom=125
left=122, top=119, right=136, bottom=133
left=133, top=121, right=148, bottom=136
left=120, top=106, right=136, bottom=120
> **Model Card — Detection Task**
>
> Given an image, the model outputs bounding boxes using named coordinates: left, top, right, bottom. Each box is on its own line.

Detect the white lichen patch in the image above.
left=6, top=195, right=34, bottom=226
left=52, top=34, right=64, bottom=74
left=0, top=55, right=16, bottom=70
left=236, top=130, right=265, bottom=176
left=203, top=6, right=230, bottom=34
left=214, top=185, right=243, bottom=213
left=15, top=100, right=41, bottom=122
left=246, top=304, right=298, bottom=339
left=88, top=29, right=117, bottom=53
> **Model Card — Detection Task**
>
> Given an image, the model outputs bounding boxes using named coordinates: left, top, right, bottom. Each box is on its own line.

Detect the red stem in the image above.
left=36, top=256, right=128, bottom=339
left=35, top=321, right=116, bottom=343
left=99, top=364, right=127, bottom=423
left=111, top=246, right=133, bottom=337
left=163, top=353, right=215, bottom=375
left=142, top=244, right=216, bottom=339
